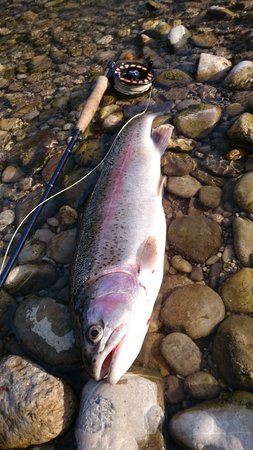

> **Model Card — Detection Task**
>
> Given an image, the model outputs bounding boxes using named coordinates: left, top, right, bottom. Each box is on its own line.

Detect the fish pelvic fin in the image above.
left=152, top=123, right=174, bottom=154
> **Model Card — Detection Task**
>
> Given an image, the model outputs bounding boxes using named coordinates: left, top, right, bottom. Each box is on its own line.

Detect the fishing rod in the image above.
left=0, top=60, right=154, bottom=289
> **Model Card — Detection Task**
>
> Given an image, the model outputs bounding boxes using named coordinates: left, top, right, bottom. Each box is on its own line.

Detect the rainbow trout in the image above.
left=71, top=114, right=173, bottom=384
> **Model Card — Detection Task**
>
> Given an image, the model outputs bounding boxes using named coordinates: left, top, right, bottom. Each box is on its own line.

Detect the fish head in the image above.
left=76, top=271, right=151, bottom=384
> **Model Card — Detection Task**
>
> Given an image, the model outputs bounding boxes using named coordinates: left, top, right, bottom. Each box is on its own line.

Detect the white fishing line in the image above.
left=0, top=89, right=152, bottom=276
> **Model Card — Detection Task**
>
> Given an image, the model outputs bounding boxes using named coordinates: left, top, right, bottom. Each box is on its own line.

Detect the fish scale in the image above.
left=71, top=113, right=174, bottom=384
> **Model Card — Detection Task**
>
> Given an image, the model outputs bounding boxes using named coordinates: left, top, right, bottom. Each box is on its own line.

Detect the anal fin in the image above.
left=152, top=124, right=174, bottom=154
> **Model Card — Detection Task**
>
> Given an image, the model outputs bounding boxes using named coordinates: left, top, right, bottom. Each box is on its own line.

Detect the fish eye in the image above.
left=87, top=324, right=104, bottom=344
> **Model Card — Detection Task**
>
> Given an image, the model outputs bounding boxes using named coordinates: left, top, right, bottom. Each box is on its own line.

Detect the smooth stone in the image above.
left=166, top=175, right=201, bottom=198
left=0, top=289, right=16, bottom=338
left=31, top=54, right=52, bottom=72
left=63, top=168, right=98, bottom=208
left=160, top=284, right=225, bottom=339
left=234, top=172, right=253, bottom=213
left=0, top=117, right=23, bottom=131
left=221, top=268, right=253, bottom=313
left=174, top=104, right=222, bottom=139
left=168, top=25, right=190, bottom=50
left=155, top=68, right=192, bottom=88
left=197, top=53, right=232, bottom=81
left=204, top=152, right=244, bottom=177
left=225, top=60, right=253, bottom=89
left=0, top=209, right=15, bottom=231
left=2, top=165, right=25, bottom=182
left=34, top=228, right=55, bottom=244
left=0, top=355, right=77, bottom=449
left=58, top=205, right=78, bottom=226
left=161, top=332, right=201, bottom=376
left=213, top=315, right=253, bottom=389
left=168, top=216, right=222, bottom=263
left=199, top=185, right=222, bottom=208
left=137, top=332, right=169, bottom=377
left=227, top=112, right=253, bottom=150
left=167, top=137, right=196, bottom=152
left=170, top=391, right=253, bottom=450
left=233, top=216, right=253, bottom=266
left=164, top=375, right=185, bottom=404
left=47, top=228, right=77, bottom=264
left=18, top=239, right=46, bottom=264
left=13, top=296, right=81, bottom=368
left=73, top=138, right=104, bottom=167
left=191, top=32, right=218, bottom=48
left=207, top=5, right=237, bottom=18
left=4, top=263, right=57, bottom=295
left=184, top=371, right=220, bottom=400
left=170, top=255, right=192, bottom=273
left=190, top=266, right=204, bottom=282
left=160, top=273, right=194, bottom=298
left=102, top=111, right=124, bottom=132
left=75, top=373, right=164, bottom=450
left=161, top=152, right=196, bottom=176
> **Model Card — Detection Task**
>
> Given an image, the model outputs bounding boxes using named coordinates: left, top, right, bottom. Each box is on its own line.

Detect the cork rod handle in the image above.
left=77, top=75, right=109, bottom=132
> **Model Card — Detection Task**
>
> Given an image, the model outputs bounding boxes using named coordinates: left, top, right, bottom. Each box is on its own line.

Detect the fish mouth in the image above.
left=93, top=324, right=127, bottom=381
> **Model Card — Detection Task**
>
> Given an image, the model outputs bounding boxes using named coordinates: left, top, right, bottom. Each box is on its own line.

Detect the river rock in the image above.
left=213, top=314, right=253, bottom=389
left=161, top=332, right=201, bottom=376
left=137, top=332, right=169, bottom=377
left=225, top=60, right=253, bottom=89
left=0, top=289, right=16, bottom=337
left=170, top=255, right=192, bottom=273
left=47, top=228, right=77, bottom=264
left=75, top=373, right=165, bottom=450
left=168, top=216, right=222, bottom=263
left=161, top=284, right=225, bottom=339
left=174, top=104, right=222, bottom=139
left=164, top=375, right=185, bottom=404
left=13, top=296, right=81, bottom=368
left=184, top=371, right=220, bottom=400
left=58, top=205, right=78, bottom=226
left=0, top=355, right=77, bottom=449
left=199, top=185, right=222, bottom=208
left=160, top=273, right=194, bottom=298
left=233, top=172, right=253, bottom=213
left=2, top=165, right=25, bottom=182
left=233, top=216, right=253, bottom=266
left=4, top=262, right=58, bottom=295
left=168, top=25, right=190, bottom=51
left=227, top=112, right=253, bottom=150
left=161, top=152, right=195, bottom=176
left=221, top=268, right=253, bottom=313
left=0, top=209, right=15, bottom=231
left=169, top=391, right=253, bottom=450
left=18, top=239, right=46, bottom=264
left=166, top=175, right=201, bottom=198
left=191, top=32, right=218, bottom=48
left=197, top=53, right=232, bottom=81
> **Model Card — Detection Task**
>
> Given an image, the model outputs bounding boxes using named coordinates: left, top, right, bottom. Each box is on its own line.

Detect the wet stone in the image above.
left=0, top=209, right=15, bottom=232
left=168, top=25, right=190, bottom=51
left=2, top=165, right=25, bottom=183
left=160, top=284, right=225, bottom=339
left=221, top=268, right=253, bottom=313
left=18, top=239, right=46, bottom=265
left=213, top=314, right=253, bottom=389
left=169, top=391, right=253, bottom=450
left=0, top=355, right=77, bottom=449
left=225, top=60, right=253, bottom=90
left=58, top=205, right=78, bottom=226
left=161, top=332, right=202, bottom=377
left=168, top=216, right=222, bottom=263
left=227, top=112, right=253, bottom=150
left=233, top=172, right=253, bottom=213
left=191, top=32, right=218, bottom=49
left=0, top=289, right=16, bottom=338
left=174, top=104, right=222, bottom=139
left=164, top=375, right=185, bottom=404
left=161, top=152, right=196, bottom=176
left=170, top=255, right=192, bottom=274
left=166, top=175, right=201, bottom=198
left=199, top=185, right=222, bottom=208
left=233, top=216, right=253, bottom=266
left=155, top=69, right=192, bottom=88
left=75, top=373, right=165, bottom=450
left=184, top=371, right=220, bottom=400
left=137, top=332, right=169, bottom=377
left=13, top=295, right=81, bottom=368
left=47, top=228, right=77, bottom=264
left=4, top=262, right=57, bottom=295
left=197, top=53, right=232, bottom=82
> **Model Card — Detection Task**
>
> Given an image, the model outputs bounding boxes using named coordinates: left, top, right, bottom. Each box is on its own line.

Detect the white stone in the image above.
left=168, top=25, right=189, bottom=49
left=197, top=53, right=232, bottom=81
left=76, top=373, right=164, bottom=450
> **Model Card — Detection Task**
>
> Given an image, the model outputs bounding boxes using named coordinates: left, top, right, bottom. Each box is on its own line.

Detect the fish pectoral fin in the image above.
left=152, top=124, right=174, bottom=154
left=137, top=236, right=158, bottom=287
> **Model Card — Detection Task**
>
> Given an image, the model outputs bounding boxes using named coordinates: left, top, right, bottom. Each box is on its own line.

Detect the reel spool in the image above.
left=112, top=61, right=154, bottom=96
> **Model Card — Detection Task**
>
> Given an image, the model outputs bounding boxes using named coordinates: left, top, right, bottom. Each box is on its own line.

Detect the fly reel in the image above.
left=111, top=61, right=154, bottom=96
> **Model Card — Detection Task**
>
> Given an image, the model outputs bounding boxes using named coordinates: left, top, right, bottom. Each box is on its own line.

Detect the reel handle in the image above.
left=77, top=75, right=109, bottom=132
